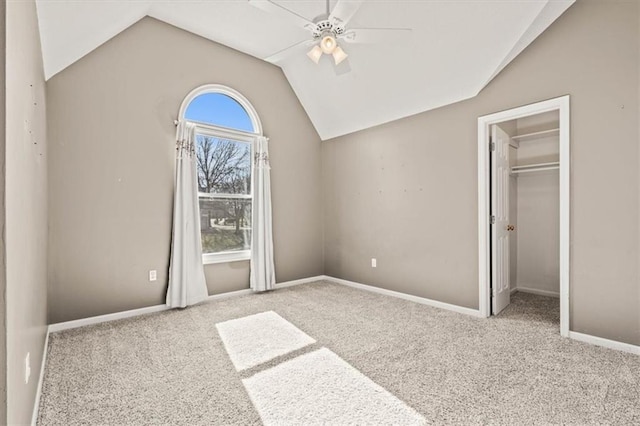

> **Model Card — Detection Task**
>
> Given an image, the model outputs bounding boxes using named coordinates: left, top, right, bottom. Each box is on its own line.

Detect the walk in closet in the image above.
left=491, top=110, right=560, bottom=314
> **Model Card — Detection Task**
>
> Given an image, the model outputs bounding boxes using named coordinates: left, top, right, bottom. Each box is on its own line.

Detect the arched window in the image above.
left=179, top=85, right=262, bottom=264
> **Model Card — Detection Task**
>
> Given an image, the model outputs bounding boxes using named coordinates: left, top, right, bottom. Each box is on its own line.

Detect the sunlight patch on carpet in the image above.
left=243, top=348, right=426, bottom=425
left=216, top=311, right=316, bottom=370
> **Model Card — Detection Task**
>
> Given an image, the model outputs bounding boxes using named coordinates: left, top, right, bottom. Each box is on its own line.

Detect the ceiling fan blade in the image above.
left=334, top=58, right=352, bottom=76
left=340, top=28, right=412, bottom=44
left=249, top=0, right=315, bottom=32
left=264, top=39, right=315, bottom=64
left=329, top=0, right=365, bottom=26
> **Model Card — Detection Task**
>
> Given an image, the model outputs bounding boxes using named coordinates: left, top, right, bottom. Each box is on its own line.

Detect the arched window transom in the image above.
left=184, top=92, right=255, bottom=133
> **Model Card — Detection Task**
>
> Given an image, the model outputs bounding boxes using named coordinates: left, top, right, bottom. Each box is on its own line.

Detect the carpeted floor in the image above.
left=38, top=281, right=639, bottom=425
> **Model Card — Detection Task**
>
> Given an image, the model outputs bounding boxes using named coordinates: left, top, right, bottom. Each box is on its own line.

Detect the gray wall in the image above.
left=47, top=18, right=324, bottom=323
left=0, top=0, right=6, bottom=421
left=323, top=0, right=640, bottom=345
left=6, top=0, right=49, bottom=423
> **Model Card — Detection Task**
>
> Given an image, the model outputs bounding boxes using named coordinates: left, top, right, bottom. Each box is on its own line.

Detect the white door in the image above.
left=491, top=125, right=511, bottom=315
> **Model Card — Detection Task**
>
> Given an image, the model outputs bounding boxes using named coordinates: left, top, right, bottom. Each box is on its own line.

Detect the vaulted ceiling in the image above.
left=35, top=0, right=574, bottom=140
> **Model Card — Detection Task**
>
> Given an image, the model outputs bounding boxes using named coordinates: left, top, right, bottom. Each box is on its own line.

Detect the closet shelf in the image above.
left=511, top=128, right=559, bottom=142
left=511, top=161, right=559, bottom=175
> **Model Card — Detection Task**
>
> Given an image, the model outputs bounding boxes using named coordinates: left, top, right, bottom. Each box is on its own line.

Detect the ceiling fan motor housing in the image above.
left=311, top=20, right=345, bottom=39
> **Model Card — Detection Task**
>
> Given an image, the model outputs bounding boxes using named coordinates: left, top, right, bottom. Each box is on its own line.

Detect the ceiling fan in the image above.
left=249, top=0, right=412, bottom=70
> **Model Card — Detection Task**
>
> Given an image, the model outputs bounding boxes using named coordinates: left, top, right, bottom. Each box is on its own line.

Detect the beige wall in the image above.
left=6, top=0, right=49, bottom=423
left=323, top=0, right=640, bottom=345
left=47, top=18, right=324, bottom=323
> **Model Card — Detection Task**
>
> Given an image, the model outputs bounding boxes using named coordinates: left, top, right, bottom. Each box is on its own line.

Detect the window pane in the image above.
left=184, top=93, right=254, bottom=132
left=196, top=135, right=251, bottom=195
left=199, top=198, right=251, bottom=254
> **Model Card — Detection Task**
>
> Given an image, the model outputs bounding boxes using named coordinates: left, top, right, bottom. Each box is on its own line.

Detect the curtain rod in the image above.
left=173, top=119, right=262, bottom=140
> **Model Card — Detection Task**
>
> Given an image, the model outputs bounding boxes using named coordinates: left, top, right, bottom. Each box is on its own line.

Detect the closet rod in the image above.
left=511, top=161, right=560, bottom=171
left=511, top=165, right=559, bottom=175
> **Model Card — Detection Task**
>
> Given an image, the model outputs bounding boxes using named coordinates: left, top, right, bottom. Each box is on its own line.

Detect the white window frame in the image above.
left=178, top=85, right=263, bottom=265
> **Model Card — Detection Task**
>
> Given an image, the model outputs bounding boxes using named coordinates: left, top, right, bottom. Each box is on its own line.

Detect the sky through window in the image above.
left=184, top=92, right=254, bottom=132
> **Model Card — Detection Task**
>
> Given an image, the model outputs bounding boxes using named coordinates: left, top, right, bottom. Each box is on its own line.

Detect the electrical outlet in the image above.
left=149, top=270, right=157, bottom=282
left=371, top=258, right=377, bottom=268
left=25, top=352, right=31, bottom=384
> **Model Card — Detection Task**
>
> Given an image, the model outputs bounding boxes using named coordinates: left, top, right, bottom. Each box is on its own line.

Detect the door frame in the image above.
left=477, top=95, right=570, bottom=337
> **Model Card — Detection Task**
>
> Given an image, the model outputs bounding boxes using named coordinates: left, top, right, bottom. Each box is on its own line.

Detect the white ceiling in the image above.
left=35, top=0, right=574, bottom=140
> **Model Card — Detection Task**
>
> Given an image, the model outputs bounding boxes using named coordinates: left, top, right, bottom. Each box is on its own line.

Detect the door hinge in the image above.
left=490, top=215, right=496, bottom=225
left=489, top=141, right=495, bottom=152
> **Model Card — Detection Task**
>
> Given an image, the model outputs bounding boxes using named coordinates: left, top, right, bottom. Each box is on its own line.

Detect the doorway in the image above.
left=477, top=96, right=570, bottom=336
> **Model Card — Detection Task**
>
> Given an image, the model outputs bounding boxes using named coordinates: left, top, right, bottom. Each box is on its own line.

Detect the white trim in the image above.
left=48, top=304, right=171, bottom=333
left=199, top=193, right=252, bottom=200
left=48, top=276, right=327, bottom=333
left=325, top=276, right=484, bottom=318
left=275, top=275, right=328, bottom=289
left=325, top=277, right=638, bottom=355
left=558, top=96, right=570, bottom=337
left=568, top=331, right=640, bottom=355
left=194, top=121, right=258, bottom=142
left=31, top=326, right=50, bottom=426
left=514, top=286, right=560, bottom=298
left=207, top=288, right=254, bottom=300
left=178, top=84, right=263, bottom=135
left=477, top=95, right=570, bottom=337
left=203, top=250, right=251, bottom=265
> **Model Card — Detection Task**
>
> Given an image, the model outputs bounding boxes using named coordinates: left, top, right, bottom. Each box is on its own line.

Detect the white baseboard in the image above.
left=207, top=288, right=253, bottom=301
left=31, top=325, right=50, bottom=426
left=48, top=303, right=171, bottom=333
left=48, top=276, right=326, bottom=333
left=324, top=276, right=484, bottom=318
left=514, top=286, right=560, bottom=298
left=275, top=275, right=327, bottom=289
left=568, top=331, right=639, bottom=355
left=206, top=275, right=325, bottom=299
left=325, top=277, right=638, bottom=355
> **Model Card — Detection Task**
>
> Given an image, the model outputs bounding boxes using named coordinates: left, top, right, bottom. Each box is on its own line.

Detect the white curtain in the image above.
left=166, top=121, right=209, bottom=308
left=250, top=136, right=276, bottom=292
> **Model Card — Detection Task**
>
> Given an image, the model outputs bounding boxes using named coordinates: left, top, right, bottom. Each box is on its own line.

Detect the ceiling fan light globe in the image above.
left=332, top=46, right=348, bottom=65
left=307, top=45, right=323, bottom=64
left=320, top=35, right=337, bottom=54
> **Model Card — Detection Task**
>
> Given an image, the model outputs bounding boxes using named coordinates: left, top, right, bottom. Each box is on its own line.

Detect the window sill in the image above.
left=202, top=250, right=250, bottom=265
